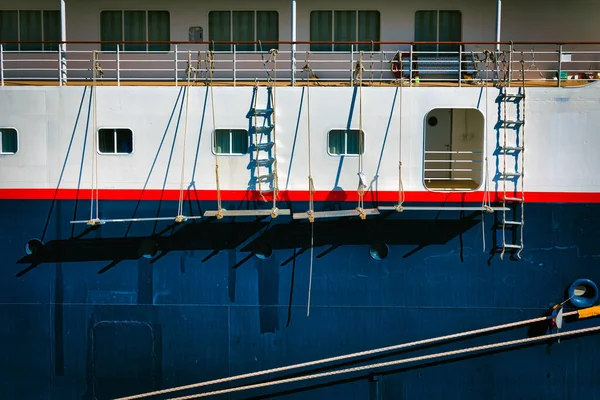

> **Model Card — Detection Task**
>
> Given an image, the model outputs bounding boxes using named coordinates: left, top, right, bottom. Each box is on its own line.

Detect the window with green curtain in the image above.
left=0, top=11, right=18, bottom=51
left=310, top=11, right=332, bottom=52
left=233, top=11, right=254, bottom=52
left=415, top=10, right=462, bottom=54
left=438, top=11, right=461, bottom=53
left=214, top=129, right=247, bottom=154
left=358, top=11, right=380, bottom=51
left=230, top=130, right=248, bottom=154
left=43, top=11, right=60, bottom=51
left=124, top=11, right=146, bottom=51
left=256, top=11, right=278, bottom=51
left=0, top=128, right=18, bottom=154
left=346, top=130, right=364, bottom=154
left=328, top=130, right=344, bottom=154
left=414, top=10, right=437, bottom=53
left=333, top=11, right=355, bottom=52
left=328, top=129, right=364, bottom=155
left=98, top=129, right=116, bottom=153
left=214, top=130, right=230, bottom=153
left=100, top=11, right=122, bottom=52
left=209, top=11, right=231, bottom=51
left=20, top=11, right=42, bottom=51
left=98, top=128, right=133, bottom=154
left=148, top=11, right=170, bottom=51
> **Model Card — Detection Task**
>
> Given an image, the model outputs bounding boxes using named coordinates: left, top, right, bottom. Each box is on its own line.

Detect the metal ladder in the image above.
left=248, top=84, right=278, bottom=197
left=499, top=57, right=526, bottom=259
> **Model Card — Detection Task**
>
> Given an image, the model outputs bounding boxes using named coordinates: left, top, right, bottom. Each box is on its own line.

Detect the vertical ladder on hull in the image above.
left=499, top=58, right=526, bottom=259
left=248, top=83, right=278, bottom=198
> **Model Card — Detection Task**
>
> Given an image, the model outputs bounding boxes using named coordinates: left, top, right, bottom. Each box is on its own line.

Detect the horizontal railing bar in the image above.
left=4, top=40, right=600, bottom=45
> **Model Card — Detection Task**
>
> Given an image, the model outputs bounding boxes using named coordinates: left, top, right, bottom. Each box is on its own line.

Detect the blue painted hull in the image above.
left=1, top=198, right=600, bottom=399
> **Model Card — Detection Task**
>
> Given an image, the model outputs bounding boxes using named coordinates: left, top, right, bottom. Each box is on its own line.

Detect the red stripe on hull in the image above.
left=0, top=188, right=598, bottom=203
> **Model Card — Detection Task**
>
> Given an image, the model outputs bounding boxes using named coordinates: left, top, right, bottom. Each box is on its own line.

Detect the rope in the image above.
left=356, top=51, right=366, bottom=219
left=209, top=51, right=222, bottom=218
left=176, top=52, right=193, bottom=222
left=270, top=49, right=279, bottom=217
left=88, top=50, right=101, bottom=225
left=116, top=306, right=598, bottom=400
left=396, top=77, right=404, bottom=212
left=168, top=325, right=600, bottom=400
left=305, top=52, right=315, bottom=223
left=304, top=54, right=316, bottom=316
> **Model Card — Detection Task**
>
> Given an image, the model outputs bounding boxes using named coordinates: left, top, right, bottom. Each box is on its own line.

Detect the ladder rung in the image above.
left=258, top=174, right=274, bottom=181
left=253, top=141, right=275, bottom=150
left=247, top=108, right=273, bottom=118
left=502, top=244, right=523, bottom=249
left=502, top=120, right=525, bottom=125
left=503, top=220, right=523, bottom=226
left=501, top=172, right=522, bottom=177
left=255, top=158, right=274, bottom=166
left=504, top=93, right=525, bottom=99
left=503, top=196, right=524, bottom=202
left=501, top=146, right=523, bottom=151
left=251, top=125, right=274, bottom=134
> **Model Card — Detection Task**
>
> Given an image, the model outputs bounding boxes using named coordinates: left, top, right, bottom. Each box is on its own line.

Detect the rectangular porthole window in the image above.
left=100, top=10, right=170, bottom=52
left=328, top=129, right=364, bottom=155
left=208, top=10, right=279, bottom=52
left=98, top=128, right=133, bottom=154
left=310, top=10, right=380, bottom=52
left=0, top=10, right=60, bottom=51
left=214, top=129, right=248, bottom=155
left=0, top=128, right=18, bottom=154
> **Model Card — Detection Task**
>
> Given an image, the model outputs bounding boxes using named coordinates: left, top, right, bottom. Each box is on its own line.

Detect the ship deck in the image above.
left=1, top=79, right=592, bottom=87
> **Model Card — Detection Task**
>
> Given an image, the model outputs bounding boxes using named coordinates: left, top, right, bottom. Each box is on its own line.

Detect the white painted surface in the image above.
left=0, top=83, right=600, bottom=194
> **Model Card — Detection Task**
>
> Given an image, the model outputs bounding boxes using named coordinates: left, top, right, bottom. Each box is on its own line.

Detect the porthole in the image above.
left=25, top=238, right=43, bottom=255
left=254, top=242, right=273, bottom=260
left=568, top=278, right=598, bottom=308
left=369, top=243, right=389, bottom=261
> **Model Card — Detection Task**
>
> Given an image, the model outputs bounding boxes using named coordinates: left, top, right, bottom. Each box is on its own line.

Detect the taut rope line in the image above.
left=116, top=305, right=600, bottom=400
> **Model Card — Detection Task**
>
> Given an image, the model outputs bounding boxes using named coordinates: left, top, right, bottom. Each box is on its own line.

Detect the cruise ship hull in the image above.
left=2, top=196, right=599, bottom=399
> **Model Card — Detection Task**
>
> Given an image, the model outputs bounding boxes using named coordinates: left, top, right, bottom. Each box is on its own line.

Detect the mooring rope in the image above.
left=116, top=305, right=600, bottom=400
left=170, top=325, right=600, bottom=400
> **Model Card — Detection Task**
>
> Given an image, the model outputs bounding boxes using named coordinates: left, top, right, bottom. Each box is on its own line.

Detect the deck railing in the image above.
left=0, top=41, right=599, bottom=87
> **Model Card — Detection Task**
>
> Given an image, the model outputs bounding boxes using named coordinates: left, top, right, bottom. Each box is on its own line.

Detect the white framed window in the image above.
left=0, top=10, right=60, bottom=51
left=100, top=10, right=170, bottom=52
left=328, top=129, right=364, bottom=156
left=213, top=129, right=248, bottom=155
left=310, top=10, right=380, bottom=52
left=98, top=128, right=133, bottom=154
left=423, top=108, right=483, bottom=191
left=414, top=10, right=462, bottom=54
left=0, top=128, right=18, bottom=154
left=208, top=10, right=279, bottom=52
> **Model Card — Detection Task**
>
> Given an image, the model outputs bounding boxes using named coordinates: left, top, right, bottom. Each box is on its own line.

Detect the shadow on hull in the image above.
left=17, top=214, right=482, bottom=276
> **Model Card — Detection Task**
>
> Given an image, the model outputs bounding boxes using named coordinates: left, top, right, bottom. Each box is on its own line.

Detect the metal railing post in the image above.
left=558, top=44, right=563, bottom=88
left=174, top=43, right=178, bottom=86
left=0, top=44, right=4, bottom=87
left=508, top=41, right=513, bottom=87
left=233, top=44, right=236, bottom=87
left=350, top=44, right=354, bottom=87
left=58, top=47, right=62, bottom=85
left=116, top=44, right=120, bottom=86
left=458, top=45, right=462, bottom=87
left=409, top=44, right=413, bottom=87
